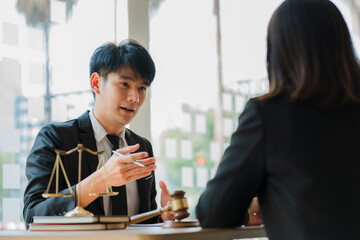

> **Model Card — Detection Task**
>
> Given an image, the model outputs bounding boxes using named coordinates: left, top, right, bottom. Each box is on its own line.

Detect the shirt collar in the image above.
left=89, top=110, right=126, bottom=144
left=89, top=110, right=108, bottom=143
left=119, top=128, right=126, bottom=143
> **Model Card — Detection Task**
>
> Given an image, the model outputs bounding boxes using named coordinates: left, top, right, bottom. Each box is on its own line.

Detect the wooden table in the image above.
left=0, top=225, right=266, bottom=240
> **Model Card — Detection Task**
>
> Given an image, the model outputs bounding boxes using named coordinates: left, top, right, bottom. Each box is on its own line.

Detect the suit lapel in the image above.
left=125, top=129, right=149, bottom=213
left=125, top=128, right=140, bottom=152
left=77, top=111, right=104, bottom=213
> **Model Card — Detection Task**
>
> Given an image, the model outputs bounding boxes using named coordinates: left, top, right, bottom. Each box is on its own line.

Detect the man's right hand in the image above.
left=76, top=144, right=156, bottom=209
left=104, top=143, right=156, bottom=186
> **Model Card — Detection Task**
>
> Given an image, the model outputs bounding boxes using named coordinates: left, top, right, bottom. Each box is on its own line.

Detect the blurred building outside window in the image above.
left=0, top=0, right=359, bottom=230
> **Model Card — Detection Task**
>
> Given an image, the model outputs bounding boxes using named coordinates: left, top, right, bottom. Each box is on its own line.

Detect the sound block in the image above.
left=162, top=220, right=200, bottom=228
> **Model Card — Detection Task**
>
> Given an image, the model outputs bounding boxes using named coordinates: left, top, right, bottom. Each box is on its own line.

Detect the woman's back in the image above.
left=257, top=95, right=360, bottom=239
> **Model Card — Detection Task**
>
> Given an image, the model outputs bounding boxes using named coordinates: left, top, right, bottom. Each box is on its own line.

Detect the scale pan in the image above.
left=88, top=192, right=119, bottom=197
left=42, top=193, right=74, bottom=198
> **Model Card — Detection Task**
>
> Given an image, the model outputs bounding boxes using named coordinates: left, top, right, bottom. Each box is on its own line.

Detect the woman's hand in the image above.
left=246, top=197, right=263, bottom=226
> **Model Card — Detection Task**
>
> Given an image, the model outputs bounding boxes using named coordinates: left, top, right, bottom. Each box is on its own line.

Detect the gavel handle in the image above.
left=128, top=205, right=171, bottom=225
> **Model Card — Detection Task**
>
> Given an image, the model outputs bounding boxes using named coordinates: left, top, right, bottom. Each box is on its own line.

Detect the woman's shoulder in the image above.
left=247, top=93, right=290, bottom=110
left=250, top=92, right=360, bottom=117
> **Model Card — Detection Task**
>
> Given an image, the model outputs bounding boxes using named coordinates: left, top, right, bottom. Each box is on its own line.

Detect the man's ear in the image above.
left=90, top=72, right=102, bottom=95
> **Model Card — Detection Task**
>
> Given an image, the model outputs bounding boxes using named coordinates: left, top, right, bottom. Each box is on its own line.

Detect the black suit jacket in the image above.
left=196, top=95, right=360, bottom=240
left=23, top=111, right=158, bottom=228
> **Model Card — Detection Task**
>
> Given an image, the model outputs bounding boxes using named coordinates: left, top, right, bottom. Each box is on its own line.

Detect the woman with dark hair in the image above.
left=196, top=0, right=360, bottom=239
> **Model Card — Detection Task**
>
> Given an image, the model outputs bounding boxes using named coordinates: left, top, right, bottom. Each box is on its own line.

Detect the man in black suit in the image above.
left=23, top=40, right=173, bottom=228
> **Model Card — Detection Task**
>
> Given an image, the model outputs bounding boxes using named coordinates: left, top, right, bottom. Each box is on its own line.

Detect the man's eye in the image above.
left=139, top=87, right=147, bottom=92
left=120, top=82, right=129, bottom=87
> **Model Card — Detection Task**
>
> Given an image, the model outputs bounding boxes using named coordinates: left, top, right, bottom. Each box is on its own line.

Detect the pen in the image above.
left=112, top=150, right=145, bottom=167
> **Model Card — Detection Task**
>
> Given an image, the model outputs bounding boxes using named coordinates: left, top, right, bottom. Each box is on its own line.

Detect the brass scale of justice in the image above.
left=42, top=143, right=198, bottom=228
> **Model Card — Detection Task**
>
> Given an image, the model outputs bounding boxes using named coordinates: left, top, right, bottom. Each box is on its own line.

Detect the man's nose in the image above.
left=127, top=89, right=139, bottom=103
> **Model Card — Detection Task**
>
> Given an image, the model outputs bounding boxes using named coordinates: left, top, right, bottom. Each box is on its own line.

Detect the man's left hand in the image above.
left=159, top=180, right=175, bottom=221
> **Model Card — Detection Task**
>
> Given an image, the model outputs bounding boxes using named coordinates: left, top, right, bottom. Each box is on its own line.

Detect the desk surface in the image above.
left=0, top=225, right=266, bottom=240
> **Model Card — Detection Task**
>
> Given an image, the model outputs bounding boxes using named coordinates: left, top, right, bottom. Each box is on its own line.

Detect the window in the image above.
left=1, top=0, right=359, bottom=229
left=3, top=22, right=19, bottom=46
left=0, top=0, right=118, bottom=229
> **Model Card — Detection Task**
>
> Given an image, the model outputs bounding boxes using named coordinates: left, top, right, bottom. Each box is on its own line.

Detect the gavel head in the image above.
left=170, top=190, right=190, bottom=220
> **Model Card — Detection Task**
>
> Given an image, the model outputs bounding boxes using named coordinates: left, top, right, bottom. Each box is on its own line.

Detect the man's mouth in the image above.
left=120, top=107, right=135, bottom=112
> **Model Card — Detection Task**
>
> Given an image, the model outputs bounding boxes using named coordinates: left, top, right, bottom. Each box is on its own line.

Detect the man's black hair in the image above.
left=89, top=39, right=156, bottom=86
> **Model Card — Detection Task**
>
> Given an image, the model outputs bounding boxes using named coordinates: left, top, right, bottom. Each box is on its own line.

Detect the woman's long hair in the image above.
left=261, top=0, right=360, bottom=108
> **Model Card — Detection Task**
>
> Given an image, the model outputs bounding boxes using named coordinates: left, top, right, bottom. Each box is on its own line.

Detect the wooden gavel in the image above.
left=128, top=190, right=190, bottom=225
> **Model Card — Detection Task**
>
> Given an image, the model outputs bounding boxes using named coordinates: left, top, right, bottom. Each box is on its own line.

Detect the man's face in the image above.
left=93, top=67, right=148, bottom=132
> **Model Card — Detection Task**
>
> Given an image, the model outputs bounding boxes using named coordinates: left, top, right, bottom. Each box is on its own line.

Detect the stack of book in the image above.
left=29, top=215, right=130, bottom=231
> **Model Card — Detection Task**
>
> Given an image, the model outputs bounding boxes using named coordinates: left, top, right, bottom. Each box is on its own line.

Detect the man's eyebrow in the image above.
left=119, top=74, right=150, bottom=86
left=119, top=74, right=133, bottom=80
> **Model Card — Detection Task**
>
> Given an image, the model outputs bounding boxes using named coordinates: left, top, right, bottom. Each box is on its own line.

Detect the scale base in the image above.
left=64, top=206, right=94, bottom=217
